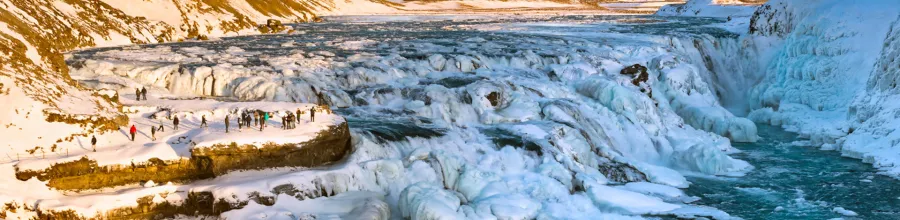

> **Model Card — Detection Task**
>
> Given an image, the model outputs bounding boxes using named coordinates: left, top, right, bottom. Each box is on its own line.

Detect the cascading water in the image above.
left=668, top=35, right=768, bottom=116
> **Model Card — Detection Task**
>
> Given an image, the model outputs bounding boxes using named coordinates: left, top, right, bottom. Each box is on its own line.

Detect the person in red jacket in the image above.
left=129, top=125, right=137, bottom=141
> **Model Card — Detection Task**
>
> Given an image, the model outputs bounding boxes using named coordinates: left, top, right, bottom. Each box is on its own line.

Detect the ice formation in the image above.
left=659, top=0, right=900, bottom=181
left=16, top=15, right=766, bottom=219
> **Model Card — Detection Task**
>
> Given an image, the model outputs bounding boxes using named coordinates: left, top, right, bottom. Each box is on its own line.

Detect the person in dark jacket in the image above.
left=281, top=113, right=286, bottom=130
left=242, top=112, right=249, bottom=130
left=91, top=135, right=97, bottom=152
left=310, top=107, right=315, bottom=122
left=225, top=115, right=230, bottom=133
left=173, top=116, right=180, bottom=130
left=135, top=88, right=141, bottom=101
left=150, top=126, right=156, bottom=141
left=238, top=113, right=243, bottom=130
left=287, top=113, right=294, bottom=129
left=200, top=115, right=208, bottom=128
left=129, top=125, right=137, bottom=141
left=141, top=87, right=148, bottom=100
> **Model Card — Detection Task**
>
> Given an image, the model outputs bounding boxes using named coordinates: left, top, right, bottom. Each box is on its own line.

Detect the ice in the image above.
left=586, top=183, right=681, bottom=215
left=832, top=207, right=858, bottom=217
left=617, top=182, right=698, bottom=203
left=399, top=182, right=465, bottom=220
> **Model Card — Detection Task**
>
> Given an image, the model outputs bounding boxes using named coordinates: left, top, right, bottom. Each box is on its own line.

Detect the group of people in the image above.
left=134, top=87, right=148, bottom=101
left=128, top=122, right=166, bottom=142
left=238, top=110, right=270, bottom=131
left=120, top=105, right=327, bottom=143
left=282, top=111, right=298, bottom=129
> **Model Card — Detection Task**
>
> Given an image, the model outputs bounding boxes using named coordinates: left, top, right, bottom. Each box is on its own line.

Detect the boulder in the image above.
left=258, top=19, right=287, bottom=34
left=619, top=64, right=647, bottom=76
left=621, top=64, right=654, bottom=100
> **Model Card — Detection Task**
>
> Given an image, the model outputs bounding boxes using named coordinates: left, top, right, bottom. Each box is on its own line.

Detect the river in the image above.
left=686, top=125, right=900, bottom=219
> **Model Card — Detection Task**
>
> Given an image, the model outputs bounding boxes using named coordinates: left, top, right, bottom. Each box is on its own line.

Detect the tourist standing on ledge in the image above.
left=225, top=115, right=230, bottom=133
left=129, top=125, right=137, bottom=141
left=91, top=135, right=97, bottom=152
left=200, top=115, right=208, bottom=128
left=173, top=115, right=180, bottom=130
left=238, top=112, right=244, bottom=130
left=135, top=88, right=141, bottom=101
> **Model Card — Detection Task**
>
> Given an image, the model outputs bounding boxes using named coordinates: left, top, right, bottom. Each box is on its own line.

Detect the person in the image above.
left=262, top=112, right=269, bottom=130
left=287, top=113, right=294, bottom=129
left=259, top=114, right=265, bottom=131
left=225, top=115, right=230, bottom=133
left=310, top=107, right=315, bottom=122
left=135, top=88, right=141, bottom=101
left=253, top=111, right=259, bottom=127
left=158, top=121, right=165, bottom=132
left=238, top=112, right=243, bottom=130
left=173, top=115, right=180, bottom=130
left=200, top=115, right=208, bottom=128
left=141, top=87, right=148, bottom=100
left=281, top=113, right=286, bottom=130
left=129, top=125, right=137, bottom=141
left=242, top=112, right=248, bottom=130
left=150, top=126, right=156, bottom=141
left=91, top=135, right=97, bottom=152
left=286, top=113, right=292, bottom=129
left=246, top=112, right=252, bottom=129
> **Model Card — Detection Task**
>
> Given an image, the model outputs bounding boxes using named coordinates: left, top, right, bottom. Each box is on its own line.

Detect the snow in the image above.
left=0, top=9, right=799, bottom=220
left=221, top=192, right=390, bottom=220
left=655, top=0, right=760, bottom=18
left=14, top=94, right=343, bottom=171
left=0, top=0, right=794, bottom=218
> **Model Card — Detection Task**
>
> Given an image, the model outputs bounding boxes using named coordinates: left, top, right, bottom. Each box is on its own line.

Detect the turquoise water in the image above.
left=686, top=125, right=900, bottom=219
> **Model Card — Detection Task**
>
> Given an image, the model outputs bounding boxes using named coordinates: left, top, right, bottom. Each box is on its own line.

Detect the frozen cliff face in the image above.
left=844, top=16, right=900, bottom=177
left=671, top=0, right=900, bottom=179
left=745, top=0, right=900, bottom=138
